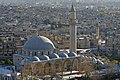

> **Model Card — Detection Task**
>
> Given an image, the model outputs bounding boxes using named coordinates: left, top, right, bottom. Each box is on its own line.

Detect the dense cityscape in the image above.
left=0, top=0, right=120, bottom=80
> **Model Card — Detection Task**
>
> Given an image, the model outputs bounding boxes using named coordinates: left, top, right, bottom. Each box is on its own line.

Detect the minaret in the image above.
left=69, top=4, right=77, bottom=52
left=96, top=23, right=100, bottom=40
left=96, top=23, right=101, bottom=51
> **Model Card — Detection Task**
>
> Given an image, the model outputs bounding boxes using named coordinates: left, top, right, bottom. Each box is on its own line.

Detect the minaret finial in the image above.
left=70, top=3, right=76, bottom=12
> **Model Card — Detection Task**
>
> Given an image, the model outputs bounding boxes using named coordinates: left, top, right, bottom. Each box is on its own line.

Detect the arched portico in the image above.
left=33, top=63, right=43, bottom=76
left=23, top=63, right=32, bottom=76
left=73, top=58, right=78, bottom=71
left=44, top=61, right=52, bottom=75
left=64, top=59, right=72, bottom=72
left=54, top=60, right=62, bottom=73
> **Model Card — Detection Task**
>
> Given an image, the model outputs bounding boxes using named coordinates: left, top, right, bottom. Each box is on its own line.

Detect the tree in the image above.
left=106, top=60, right=116, bottom=74
left=7, top=59, right=13, bottom=64
left=81, top=60, right=95, bottom=76
left=0, top=60, right=5, bottom=64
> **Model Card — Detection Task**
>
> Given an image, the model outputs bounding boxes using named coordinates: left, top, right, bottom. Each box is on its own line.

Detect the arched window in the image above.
left=35, top=52, right=37, bottom=56
left=29, top=52, right=30, bottom=56
left=48, top=51, right=50, bottom=55
left=42, top=52, right=43, bottom=55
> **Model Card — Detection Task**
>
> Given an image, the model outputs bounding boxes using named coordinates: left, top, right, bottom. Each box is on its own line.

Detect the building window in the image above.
left=35, top=52, right=37, bottom=56
left=9, top=54, right=12, bottom=56
left=48, top=52, right=50, bottom=55
left=29, top=52, right=30, bottom=56
left=42, top=52, right=43, bottom=55
left=4, top=54, right=7, bottom=56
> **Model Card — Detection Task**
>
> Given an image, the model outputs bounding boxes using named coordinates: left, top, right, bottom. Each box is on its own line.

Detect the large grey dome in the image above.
left=23, top=35, right=55, bottom=51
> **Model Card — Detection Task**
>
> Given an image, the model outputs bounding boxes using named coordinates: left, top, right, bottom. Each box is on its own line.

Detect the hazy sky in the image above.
left=0, top=0, right=119, bottom=4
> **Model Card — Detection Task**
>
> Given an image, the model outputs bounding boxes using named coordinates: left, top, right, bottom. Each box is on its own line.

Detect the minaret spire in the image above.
left=69, top=4, right=77, bottom=52
left=70, top=3, right=76, bottom=12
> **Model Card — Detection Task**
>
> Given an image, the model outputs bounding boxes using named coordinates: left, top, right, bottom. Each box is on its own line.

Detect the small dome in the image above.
left=85, top=56, right=89, bottom=59
left=81, top=55, right=85, bottom=58
left=48, top=53, right=59, bottom=59
left=29, top=56, right=40, bottom=62
left=23, top=35, right=55, bottom=51
left=97, top=59, right=104, bottom=65
left=59, top=53, right=68, bottom=58
left=89, top=56, right=92, bottom=59
left=68, top=52, right=77, bottom=57
left=39, top=55, right=49, bottom=61
left=92, top=57, right=97, bottom=62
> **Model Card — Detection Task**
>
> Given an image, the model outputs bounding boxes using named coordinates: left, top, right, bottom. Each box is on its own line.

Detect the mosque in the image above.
left=13, top=5, right=104, bottom=79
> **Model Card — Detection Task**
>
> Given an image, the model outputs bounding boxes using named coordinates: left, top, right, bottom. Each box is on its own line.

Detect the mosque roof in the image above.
left=29, top=56, right=40, bottom=62
left=48, top=53, right=59, bottom=59
left=68, top=52, right=77, bottom=57
left=23, top=35, right=55, bottom=51
left=39, top=55, right=50, bottom=61
left=20, top=56, right=40, bottom=65
left=59, top=52, right=69, bottom=58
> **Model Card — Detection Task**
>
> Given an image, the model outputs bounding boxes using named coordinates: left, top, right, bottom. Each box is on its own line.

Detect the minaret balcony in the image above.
left=69, top=19, right=78, bottom=25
